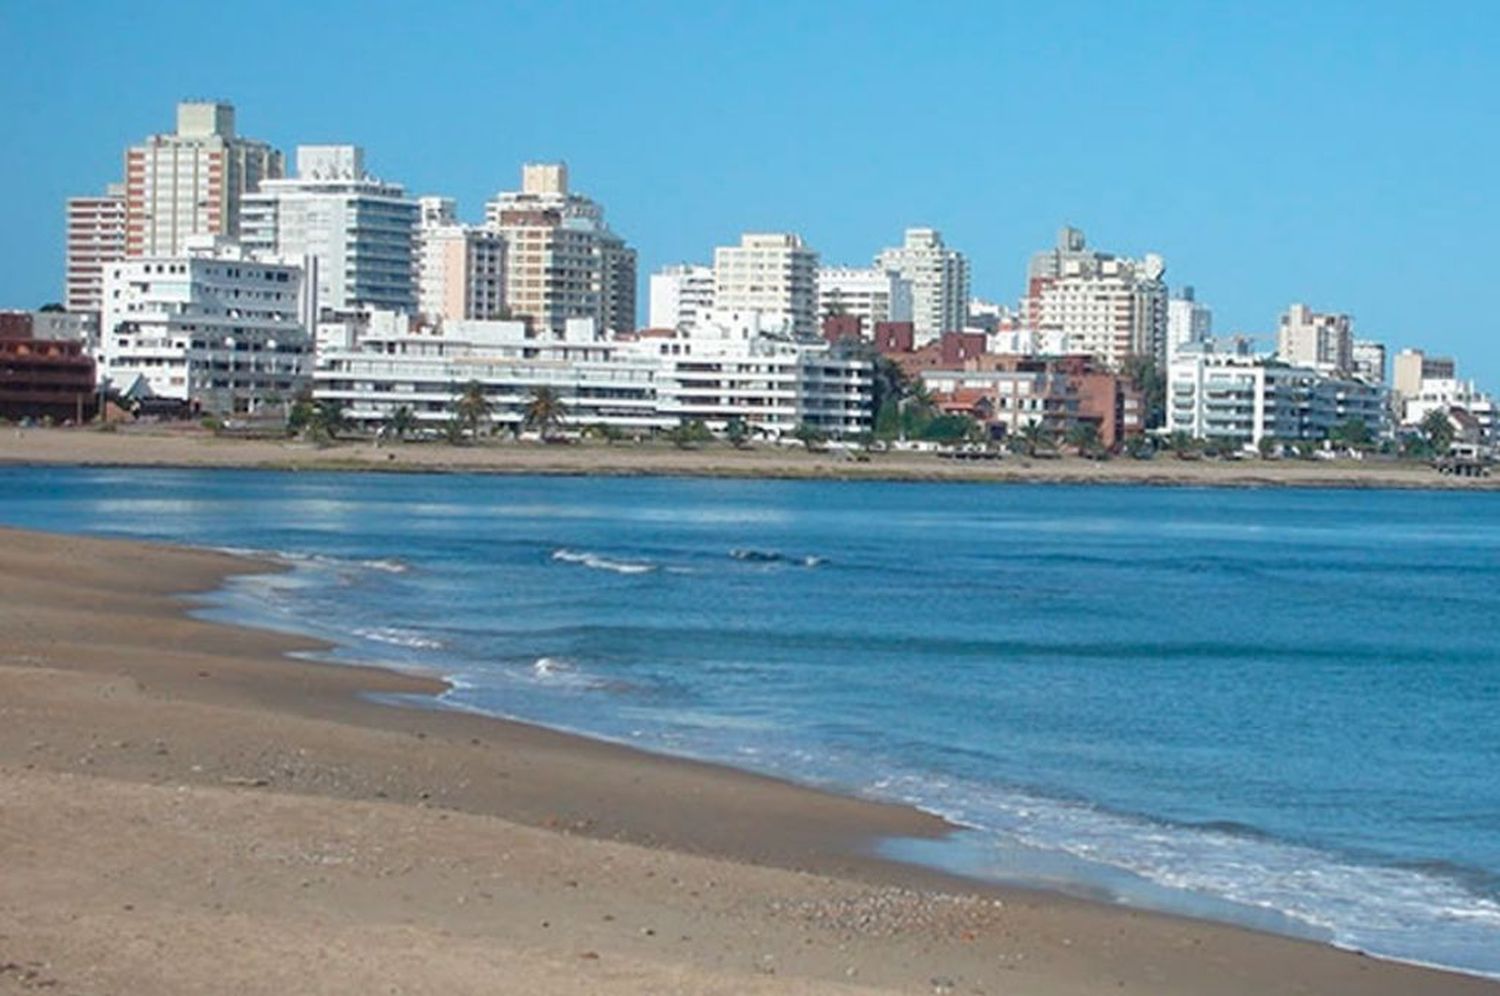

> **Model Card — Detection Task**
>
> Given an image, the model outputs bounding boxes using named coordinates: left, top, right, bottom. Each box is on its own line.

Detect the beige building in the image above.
left=712, top=233, right=819, bottom=338
left=1026, top=228, right=1167, bottom=369
left=1392, top=348, right=1456, bottom=405
left=1276, top=303, right=1353, bottom=373
left=484, top=163, right=636, bottom=335
left=416, top=197, right=505, bottom=323
left=64, top=183, right=126, bottom=312
left=124, top=101, right=282, bottom=256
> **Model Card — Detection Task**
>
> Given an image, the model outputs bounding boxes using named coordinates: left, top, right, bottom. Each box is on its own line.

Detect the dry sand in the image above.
left=1, top=526, right=1497, bottom=994
left=1, top=423, right=1496, bottom=489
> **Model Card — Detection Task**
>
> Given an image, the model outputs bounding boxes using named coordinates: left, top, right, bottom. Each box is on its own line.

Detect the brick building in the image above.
left=0, top=313, right=97, bottom=423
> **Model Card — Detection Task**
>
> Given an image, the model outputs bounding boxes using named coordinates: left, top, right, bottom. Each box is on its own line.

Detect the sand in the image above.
left=1, top=526, right=1496, bottom=995
left=1, top=423, right=1496, bottom=489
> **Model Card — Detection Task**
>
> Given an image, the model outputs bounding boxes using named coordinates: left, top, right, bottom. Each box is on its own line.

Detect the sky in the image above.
left=2, top=0, right=1498, bottom=386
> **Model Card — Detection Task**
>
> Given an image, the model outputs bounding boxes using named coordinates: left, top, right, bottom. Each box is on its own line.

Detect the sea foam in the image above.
left=550, top=548, right=655, bottom=575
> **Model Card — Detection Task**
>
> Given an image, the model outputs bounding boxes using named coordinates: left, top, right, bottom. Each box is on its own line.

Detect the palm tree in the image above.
left=389, top=405, right=417, bottom=442
left=723, top=417, right=751, bottom=449
left=668, top=418, right=712, bottom=449
left=523, top=385, right=567, bottom=441
left=299, top=400, right=345, bottom=446
left=1169, top=430, right=1200, bottom=459
left=1018, top=419, right=1052, bottom=457
left=793, top=422, right=827, bottom=451
left=1066, top=421, right=1101, bottom=457
left=1420, top=408, right=1455, bottom=456
left=451, top=381, right=492, bottom=440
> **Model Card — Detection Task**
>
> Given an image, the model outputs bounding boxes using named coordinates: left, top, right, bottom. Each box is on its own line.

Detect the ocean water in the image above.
left=2, top=466, right=1498, bottom=977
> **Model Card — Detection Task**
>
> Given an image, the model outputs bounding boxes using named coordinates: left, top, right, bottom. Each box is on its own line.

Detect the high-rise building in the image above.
left=1166, top=286, right=1213, bottom=365
left=415, top=197, right=505, bottom=323
left=816, top=266, right=913, bottom=335
left=1277, top=304, right=1353, bottom=374
left=712, top=233, right=819, bottom=338
left=64, top=184, right=126, bottom=313
left=99, top=237, right=314, bottom=414
left=241, top=145, right=419, bottom=314
left=124, top=101, right=283, bottom=257
left=1025, top=227, right=1167, bottom=369
left=484, top=162, right=636, bottom=336
left=1351, top=339, right=1387, bottom=385
left=648, top=264, right=715, bottom=330
left=875, top=228, right=969, bottom=343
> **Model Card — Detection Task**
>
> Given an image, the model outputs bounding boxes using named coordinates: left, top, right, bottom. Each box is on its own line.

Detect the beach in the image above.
left=0, top=525, right=1494, bottom=994
left=1, top=424, right=1495, bottom=489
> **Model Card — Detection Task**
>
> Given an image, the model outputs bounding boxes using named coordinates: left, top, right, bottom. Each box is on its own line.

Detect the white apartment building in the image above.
left=1400, top=378, right=1498, bottom=442
left=712, top=233, right=819, bottom=338
left=316, top=316, right=667, bottom=433
left=484, top=162, right=636, bottom=336
left=1277, top=303, right=1353, bottom=374
left=648, top=264, right=715, bottom=330
left=1167, top=352, right=1388, bottom=445
left=1027, top=227, right=1167, bottom=369
left=875, top=228, right=969, bottom=343
left=64, top=184, right=126, bottom=313
left=99, top=237, right=314, bottom=414
left=966, top=298, right=1019, bottom=335
left=124, top=101, right=283, bottom=257
left=241, top=145, right=419, bottom=315
left=313, top=308, right=871, bottom=437
left=816, top=266, right=913, bottom=334
left=416, top=198, right=505, bottom=323
left=623, top=309, right=871, bottom=436
left=1166, top=287, right=1213, bottom=366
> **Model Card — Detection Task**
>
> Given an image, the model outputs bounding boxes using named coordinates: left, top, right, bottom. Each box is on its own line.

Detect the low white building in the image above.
left=315, top=316, right=666, bottom=433
left=1400, top=377, right=1497, bottom=443
left=314, top=308, right=872, bottom=438
left=100, top=237, right=314, bottom=414
left=623, top=309, right=872, bottom=437
left=1167, top=352, right=1388, bottom=445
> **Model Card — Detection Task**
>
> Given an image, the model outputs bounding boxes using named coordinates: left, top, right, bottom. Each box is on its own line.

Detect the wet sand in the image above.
left=1, top=526, right=1496, bottom=994
left=1, top=424, right=1494, bottom=489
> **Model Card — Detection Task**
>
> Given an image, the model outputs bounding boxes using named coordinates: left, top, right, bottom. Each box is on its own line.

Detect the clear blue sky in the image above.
left=3, top=0, right=1497, bottom=386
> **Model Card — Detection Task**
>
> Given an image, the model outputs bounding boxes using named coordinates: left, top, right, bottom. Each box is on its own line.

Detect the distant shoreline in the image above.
left=3, top=426, right=1497, bottom=491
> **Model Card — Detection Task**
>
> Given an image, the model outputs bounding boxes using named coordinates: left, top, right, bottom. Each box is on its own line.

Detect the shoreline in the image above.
left=3, top=424, right=1498, bottom=491
left=2, top=526, right=1496, bottom=993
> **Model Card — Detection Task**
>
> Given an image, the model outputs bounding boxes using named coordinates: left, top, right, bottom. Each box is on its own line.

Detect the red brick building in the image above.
left=0, top=313, right=97, bottom=423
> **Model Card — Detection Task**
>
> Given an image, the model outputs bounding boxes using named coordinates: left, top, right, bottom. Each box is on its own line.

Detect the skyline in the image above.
left=4, top=1, right=1499, bottom=385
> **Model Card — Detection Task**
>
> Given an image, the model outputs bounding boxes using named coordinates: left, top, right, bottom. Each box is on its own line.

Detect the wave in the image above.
left=550, top=548, right=656, bottom=575
left=864, top=771, right=1500, bottom=978
left=729, top=548, right=826, bottom=568
left=525, top=656, right=616, bottom=692
left=214, top=546, right=411, bottom=575
left=353, top=626, right=444, bottom=650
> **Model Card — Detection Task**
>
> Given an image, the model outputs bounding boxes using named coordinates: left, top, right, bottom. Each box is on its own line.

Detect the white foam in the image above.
left=354, top=626, right=444, bottom=650
left=866, top=771, right=1500, bottom=978
left=550, top=548, right=655, bottom=575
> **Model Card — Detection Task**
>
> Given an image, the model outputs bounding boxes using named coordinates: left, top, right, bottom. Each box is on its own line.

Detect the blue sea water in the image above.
left=2, top=466, right=1498, bottom=977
